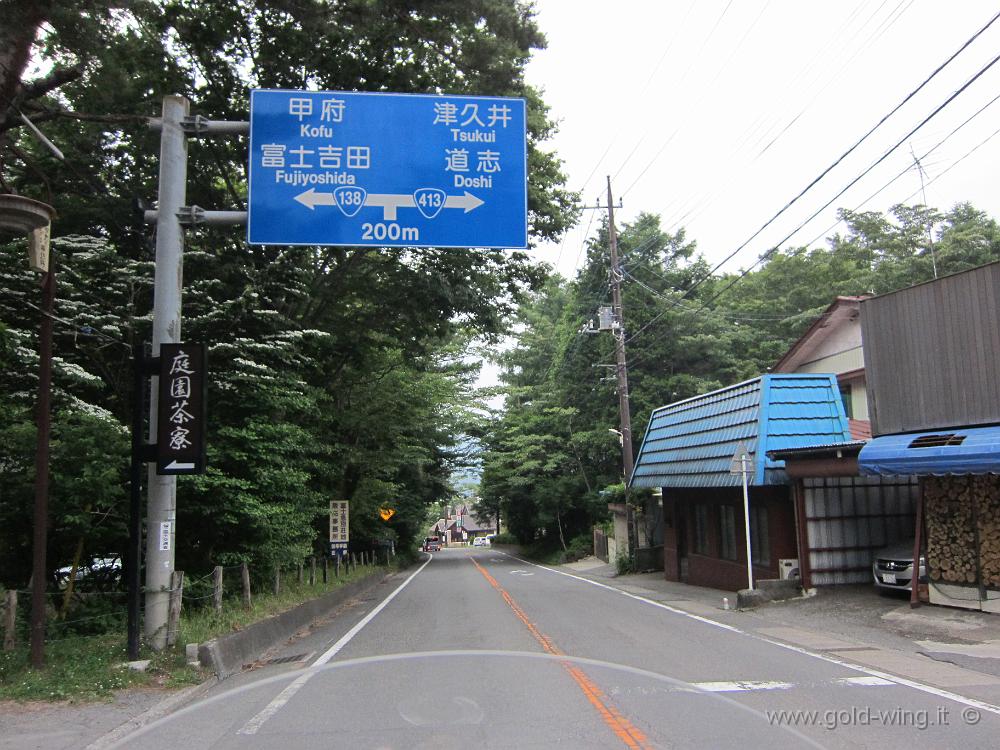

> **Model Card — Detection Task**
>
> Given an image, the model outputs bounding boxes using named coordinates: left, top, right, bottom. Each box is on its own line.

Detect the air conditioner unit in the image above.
left=778, top=559, right=800, bottom=580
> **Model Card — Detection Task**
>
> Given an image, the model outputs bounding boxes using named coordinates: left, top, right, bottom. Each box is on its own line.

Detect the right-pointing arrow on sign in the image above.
left=445, top=191, right=485, bottom=213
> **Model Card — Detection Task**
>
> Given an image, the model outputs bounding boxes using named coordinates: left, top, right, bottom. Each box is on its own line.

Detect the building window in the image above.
left=839, top=383, right=854, bottom=419
left=750, top=505, right=770, bottom=566
left=694, top=503, right=709, bottom=555
left=719, top=505, right=738, bottom=561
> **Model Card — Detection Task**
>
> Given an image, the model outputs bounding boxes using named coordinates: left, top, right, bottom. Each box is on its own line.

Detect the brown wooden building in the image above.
left=858, top=262, right=1000, bottom=612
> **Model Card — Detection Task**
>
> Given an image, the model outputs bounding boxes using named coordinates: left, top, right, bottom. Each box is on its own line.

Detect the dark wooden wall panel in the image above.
left=862, top=263, right=1000, bottom=435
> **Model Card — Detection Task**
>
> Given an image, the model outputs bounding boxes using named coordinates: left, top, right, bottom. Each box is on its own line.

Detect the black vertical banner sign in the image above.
left=156, top=343, right=206, bottom=475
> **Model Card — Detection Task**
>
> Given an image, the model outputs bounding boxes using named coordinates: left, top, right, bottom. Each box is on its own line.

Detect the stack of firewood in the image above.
left=925, top=477, right=977, bottom=584
left=974, top=476, right=1000, bottom=588
left=924, top=476, right=1000, bottom=586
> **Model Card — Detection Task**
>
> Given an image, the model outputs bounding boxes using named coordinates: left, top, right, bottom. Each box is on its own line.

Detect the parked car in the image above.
left=56, top=556, right=122, bottom=588
left=472, top=536, right=490, bottom=547
left=872, top=540, right=926, bottom=592
left=422, top=536, right=442, bottom=552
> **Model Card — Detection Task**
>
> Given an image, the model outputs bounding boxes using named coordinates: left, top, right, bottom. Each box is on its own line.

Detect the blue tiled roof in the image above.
left=630, top=374, right=851, bottom=488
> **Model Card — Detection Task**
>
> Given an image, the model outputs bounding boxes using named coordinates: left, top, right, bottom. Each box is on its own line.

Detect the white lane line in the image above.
left=501, top=553, right=1000, bottom=717
left=237, top=554, right=433, bottom=736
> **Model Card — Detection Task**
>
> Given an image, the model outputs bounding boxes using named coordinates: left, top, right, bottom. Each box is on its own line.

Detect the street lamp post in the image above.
left=0, top=194, right=56, bottom=668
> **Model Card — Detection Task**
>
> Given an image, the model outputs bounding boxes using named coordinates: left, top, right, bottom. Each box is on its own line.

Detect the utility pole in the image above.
left=603, top=177, right=638, bottom=561
left=139, top=98, right=250, bottom=648
left=605, top=176, right=634, bottom=481
left=145, top=95, right=189, bottom=649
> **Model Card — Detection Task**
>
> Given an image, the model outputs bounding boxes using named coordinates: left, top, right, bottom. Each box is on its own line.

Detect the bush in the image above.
left=615, top=550, right=636, bottom=576
left=563, top=534, right=593, bottom=563
left=491, top=532, right=518, bottom=545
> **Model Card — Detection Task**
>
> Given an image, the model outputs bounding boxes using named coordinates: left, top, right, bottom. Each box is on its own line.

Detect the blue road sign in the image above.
left=248, top=89, right=527, bottom=249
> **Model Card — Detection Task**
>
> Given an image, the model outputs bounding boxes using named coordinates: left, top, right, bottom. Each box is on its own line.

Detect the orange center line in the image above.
left=470, top=557, right=652, bottom=750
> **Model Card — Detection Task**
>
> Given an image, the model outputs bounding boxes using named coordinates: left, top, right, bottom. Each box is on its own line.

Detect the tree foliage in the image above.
left=0, top=1, right=576, bottom=588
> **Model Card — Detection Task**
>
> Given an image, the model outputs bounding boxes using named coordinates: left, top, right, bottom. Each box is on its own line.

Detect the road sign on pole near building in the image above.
left=247, top=89, right=527, bottom=249
left=729, top=440, right=755, bottom=591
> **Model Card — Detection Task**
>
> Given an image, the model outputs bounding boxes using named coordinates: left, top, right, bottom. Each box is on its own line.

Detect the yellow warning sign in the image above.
left=379, top=508, right=396, bottom=521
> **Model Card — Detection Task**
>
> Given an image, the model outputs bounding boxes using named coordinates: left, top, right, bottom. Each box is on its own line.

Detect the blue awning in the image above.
left=858, top=426, right=1000, bottom=476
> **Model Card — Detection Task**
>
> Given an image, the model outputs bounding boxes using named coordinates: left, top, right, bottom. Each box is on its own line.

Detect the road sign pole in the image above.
left=145, top=95, right=189, bottom=650
left=128, top=344, right=147, bottom=660
left=741, top=453, right=754, bottom=591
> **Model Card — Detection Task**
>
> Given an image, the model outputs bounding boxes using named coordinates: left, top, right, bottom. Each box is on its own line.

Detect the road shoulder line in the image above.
left=502, top=552, right=1000, bottom=718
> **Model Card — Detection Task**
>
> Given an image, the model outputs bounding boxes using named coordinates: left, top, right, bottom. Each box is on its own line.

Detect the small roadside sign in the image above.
left=729, top=441, right=753, bottom=475
left=379, top=508, right=395, bottom=521
left=329, top=501, right=349, bottom=558
left=156, top=343, right=206, bottom=475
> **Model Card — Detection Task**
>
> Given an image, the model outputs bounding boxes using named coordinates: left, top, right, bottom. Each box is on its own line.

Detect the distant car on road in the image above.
left=872, top=540, right=926, bottom=592
left=422, top=536, right=442, bottom=552
left=472, top=536, right=490, bottom=547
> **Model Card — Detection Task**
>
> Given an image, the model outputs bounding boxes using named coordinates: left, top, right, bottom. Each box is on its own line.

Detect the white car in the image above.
left=472, top=537, right=490, bottom=547
left=872, top=540, right=926, bottom=592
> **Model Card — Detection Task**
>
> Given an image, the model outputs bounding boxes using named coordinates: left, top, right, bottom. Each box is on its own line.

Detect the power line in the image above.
left=613, top=1, right=734, bottom=186
left=755, top=0, right=915, bottom=159
left=654, top=0, right=890, bottom=226
left=575, top=0, right=698, bottom=200
left=692, top=45, right=1000, bottom=315
left=623, top=13, right=1000, bottom=348
left=705, top=7, right=1000, bottom=279
left=804, top=87, right=1000, bottom=246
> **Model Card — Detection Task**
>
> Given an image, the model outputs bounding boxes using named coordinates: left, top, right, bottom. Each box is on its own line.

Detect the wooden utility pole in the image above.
left=605, top=177, right=638, bottom=560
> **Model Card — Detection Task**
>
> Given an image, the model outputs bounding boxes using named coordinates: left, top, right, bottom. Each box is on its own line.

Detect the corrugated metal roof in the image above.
left=631, top=374, right=852, bottom=488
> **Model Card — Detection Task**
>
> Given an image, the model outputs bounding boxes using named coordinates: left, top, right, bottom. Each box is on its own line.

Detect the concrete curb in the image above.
left=198, top=570, right=388, bottom=679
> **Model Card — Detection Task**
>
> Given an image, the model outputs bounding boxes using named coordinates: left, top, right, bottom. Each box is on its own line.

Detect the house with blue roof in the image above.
left=630, top=373, right=853, bottom=591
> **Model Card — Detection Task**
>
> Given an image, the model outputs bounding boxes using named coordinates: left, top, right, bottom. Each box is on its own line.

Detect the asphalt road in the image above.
left=120, top=548, right=1000, bottom=749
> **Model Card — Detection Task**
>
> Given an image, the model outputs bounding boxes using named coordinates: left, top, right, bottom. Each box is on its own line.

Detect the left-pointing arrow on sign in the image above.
left=294, top=188, right=338, bottom=210
left=163, top=460, right=196, bottom=471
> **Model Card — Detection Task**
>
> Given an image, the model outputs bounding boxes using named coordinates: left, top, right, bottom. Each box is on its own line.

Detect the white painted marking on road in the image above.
left=236, top=554, right=433, bottom=736
left=499, top=552, right=1000, bottom=718
left=508, top=569, right=534, bottom=576
left=835, top=675, right=896, bottom=687
left=236, top=673, right=311, bottom=736
left=609, top=675, right=897, bottom=696
left=691, top=680, right=794, bottom=692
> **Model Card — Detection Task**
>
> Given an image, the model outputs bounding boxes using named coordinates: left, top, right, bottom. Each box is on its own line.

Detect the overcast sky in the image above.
left=524, top=0, right=1000, bottom=280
